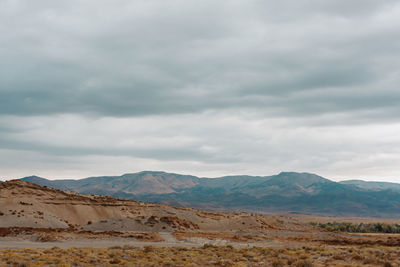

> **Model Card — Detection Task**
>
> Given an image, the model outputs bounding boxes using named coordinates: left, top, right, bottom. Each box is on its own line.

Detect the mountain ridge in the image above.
left=20, top=171, right=400, bottom=218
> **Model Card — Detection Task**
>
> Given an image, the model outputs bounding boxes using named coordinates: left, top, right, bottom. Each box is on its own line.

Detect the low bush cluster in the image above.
left=311, top=222, right=400, bottom=233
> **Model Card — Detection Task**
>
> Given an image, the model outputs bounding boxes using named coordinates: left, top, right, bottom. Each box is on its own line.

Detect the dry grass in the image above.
left=0, top=245, right=399, bottom=266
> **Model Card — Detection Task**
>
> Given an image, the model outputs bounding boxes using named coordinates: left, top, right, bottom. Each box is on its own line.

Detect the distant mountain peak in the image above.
left=277, top=171, right=322, bottom=177
left=134, top=170, right=167, bottom=175
left=23, top=175, right=46, bottom=180
left=274, top=171, right=331, bottom=183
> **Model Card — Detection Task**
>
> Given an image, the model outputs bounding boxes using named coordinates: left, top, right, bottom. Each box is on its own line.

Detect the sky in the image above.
left=1, top=0, right=400, bottom=182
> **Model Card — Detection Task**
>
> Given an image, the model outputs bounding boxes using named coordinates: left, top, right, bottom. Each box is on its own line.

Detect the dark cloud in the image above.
left=1, top=0, right=399, bottom=120
left=1, top=0, right=400, bottom=181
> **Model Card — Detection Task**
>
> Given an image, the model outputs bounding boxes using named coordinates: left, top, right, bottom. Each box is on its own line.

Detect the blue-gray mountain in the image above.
left=21, top=171, right=400, bottom=218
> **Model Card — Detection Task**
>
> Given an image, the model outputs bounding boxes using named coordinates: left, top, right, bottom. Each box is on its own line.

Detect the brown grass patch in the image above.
left=0, top=245, right=399, bottom=266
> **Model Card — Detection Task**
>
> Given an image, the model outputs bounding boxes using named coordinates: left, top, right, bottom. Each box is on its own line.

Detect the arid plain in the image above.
left=1, top=179, right=399, bottom=266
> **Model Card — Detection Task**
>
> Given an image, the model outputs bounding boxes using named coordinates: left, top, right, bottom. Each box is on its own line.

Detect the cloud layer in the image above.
left=1, top=0, right=400, bottom=181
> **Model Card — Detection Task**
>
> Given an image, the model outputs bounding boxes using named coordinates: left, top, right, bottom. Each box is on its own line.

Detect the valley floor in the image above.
left=1, top=228, right=400, bottom=266
left=0, top=244, right=399, bottom=266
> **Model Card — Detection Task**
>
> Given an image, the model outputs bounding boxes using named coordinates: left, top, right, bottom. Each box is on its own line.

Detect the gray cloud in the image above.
left=1, top=0, right=399, bottom=119
left=1, top=0, right=400, bottom=181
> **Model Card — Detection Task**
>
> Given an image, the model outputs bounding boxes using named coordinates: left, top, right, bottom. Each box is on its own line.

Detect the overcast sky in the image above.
left=1, top=0, right=400, bottom=182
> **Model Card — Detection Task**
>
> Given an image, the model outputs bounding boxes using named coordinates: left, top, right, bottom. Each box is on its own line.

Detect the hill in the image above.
left=22, top=171, right=199, bottom=195
left=1, top=179, right=305, bottom=232
left=21, top=171, right=400, bottom=218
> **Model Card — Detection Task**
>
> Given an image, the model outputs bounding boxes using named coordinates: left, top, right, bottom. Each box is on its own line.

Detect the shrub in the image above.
left=312, top=222, right=400, bottom=233
left=143, top=245, right=154, bottom=253
left=296, top=260, right=313, bottom=267
left=109, top=258, right=121, bottom=264
left=272, top=259, right=284, bottom=267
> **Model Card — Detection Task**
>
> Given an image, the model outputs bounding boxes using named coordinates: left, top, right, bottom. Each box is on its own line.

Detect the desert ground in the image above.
left=1, top=180, right=400, bottom=266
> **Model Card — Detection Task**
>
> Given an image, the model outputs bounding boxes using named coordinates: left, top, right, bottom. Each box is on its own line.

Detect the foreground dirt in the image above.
left=1, top=245, right=399, bottom=266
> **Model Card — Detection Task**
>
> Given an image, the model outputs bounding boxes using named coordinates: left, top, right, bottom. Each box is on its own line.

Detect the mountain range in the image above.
left=16, top=171, right=400, bottom=218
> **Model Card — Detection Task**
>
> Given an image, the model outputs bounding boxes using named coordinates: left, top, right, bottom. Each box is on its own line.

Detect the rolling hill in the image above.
left=0, top=179, right=303, bottom=233
left=21, top=171, right=400, bottom=218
